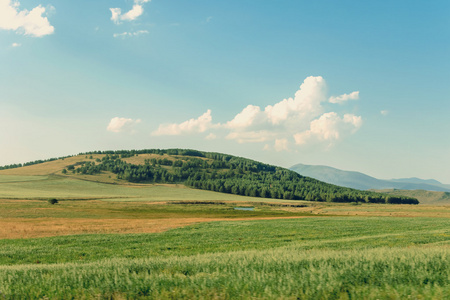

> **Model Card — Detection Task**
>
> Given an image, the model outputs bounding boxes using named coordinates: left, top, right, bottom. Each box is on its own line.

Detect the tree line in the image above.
left=66, top=150, right=419, bottom=204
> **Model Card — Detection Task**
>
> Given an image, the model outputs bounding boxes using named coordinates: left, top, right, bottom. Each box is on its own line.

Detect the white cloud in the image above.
left=110, top=0, right=150, bottom=24
left=381, top=110, right=389, bottom=116
left=329, top=91, right=359, bottom=104
left=151, top=76, right=362, bottom=151
left=224, top=76, right=338, bottom=146
left=107, top=117, right=141, bottom=133
left=265, top=76, right=326, bottom=125
left=113, top=30, right=149, bottom=38
left=225, top=105, right=262, bottom=129
left=205, top=133, right=217, bottom=140
left=294, top=112, right=362, bottom=145
left=11, top=42, right=21, bottom=47
left=152, top=110, right=213, bottom=136
left=0, top=0, right=54, bottom=37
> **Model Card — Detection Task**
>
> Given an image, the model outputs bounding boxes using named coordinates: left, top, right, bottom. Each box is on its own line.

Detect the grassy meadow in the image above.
left=0, top=171, right=449, bottom=299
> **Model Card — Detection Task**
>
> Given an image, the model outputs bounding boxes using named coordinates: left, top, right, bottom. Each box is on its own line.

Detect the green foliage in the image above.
left=47, top=198, right=58, bottom=205
left=76, top=149, right=418, bottom=204
left=0, top=148, right=419, bottom=204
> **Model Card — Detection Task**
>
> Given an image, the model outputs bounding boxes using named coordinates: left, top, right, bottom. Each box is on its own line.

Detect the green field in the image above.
left=0, top=174, right=449, bottom=299
left=0, top=174, right=269, bottom=202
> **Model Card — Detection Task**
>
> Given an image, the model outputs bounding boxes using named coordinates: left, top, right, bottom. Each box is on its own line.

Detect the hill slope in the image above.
left=290, top=163, right=450, bottom=192
left=371, top=189, right=450, bottom=205
left=0, top=149, right=418, bottom=204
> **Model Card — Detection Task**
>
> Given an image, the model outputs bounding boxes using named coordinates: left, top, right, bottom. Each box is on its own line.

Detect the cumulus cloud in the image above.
left=224, top=76, right=362, bottom=148
left=265, top=76, right=326, bottom=125
left=113, top=30, right=149, bottom=38
left=107, top=117, right=141, bottom=133
left=294, top=112, right=362, bottom=145
left=152, top=110, right=213, bottom=136
left=329, top=91, right=359, bottom=104
left=225, top=105, right=262, bottom=129
left=151, top=76, right=362, bottom=150
left=0, top=0, right=54, bottom=37
left=110, top=0, right=150, bottom=24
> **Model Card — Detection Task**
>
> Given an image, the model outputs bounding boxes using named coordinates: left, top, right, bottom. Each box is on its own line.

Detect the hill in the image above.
left=290, top=163, right=450, bottom=192
left=371, top=189, right=450, bottom=206
left=0, top=149, right=418, bottom=204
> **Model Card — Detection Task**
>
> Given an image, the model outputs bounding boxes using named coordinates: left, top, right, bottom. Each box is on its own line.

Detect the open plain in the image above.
left=0, top=165, right=449, bottom=299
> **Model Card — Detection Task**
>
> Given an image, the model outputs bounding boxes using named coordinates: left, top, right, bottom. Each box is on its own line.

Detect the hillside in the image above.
left=371, top=189, right=450, bottom=206
left=290, top=163, right=450, bottom=192
left=0, top=149, right=418, bottom=204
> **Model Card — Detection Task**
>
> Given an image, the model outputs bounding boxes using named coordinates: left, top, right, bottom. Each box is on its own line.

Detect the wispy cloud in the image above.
left=151, top=76, right=363, bottom=150
left=11, top=42, right=21, bottom=47
left=113, top=30, right=149, bottom=38
left=225, top=130, right=276, bottom=144
left=0, top=0, right=54, bottom=37
left=381, top=110, right=389, bottom=116
left=274, top=138, right=289, bottom=152
left=329, top=91, right=359, bottom=104
left=205, top=133, right=217, bottom=140
left=110, top=0, right=151, bottom=24
left=107, top=117, right=141, bottom=133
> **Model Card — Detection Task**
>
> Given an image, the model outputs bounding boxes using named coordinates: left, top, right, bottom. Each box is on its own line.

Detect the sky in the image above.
left=1, top=0, right=449, bottom=183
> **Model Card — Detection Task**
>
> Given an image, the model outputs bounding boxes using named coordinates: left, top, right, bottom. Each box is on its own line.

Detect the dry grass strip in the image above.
left=0, top=216, right=308, bottom=239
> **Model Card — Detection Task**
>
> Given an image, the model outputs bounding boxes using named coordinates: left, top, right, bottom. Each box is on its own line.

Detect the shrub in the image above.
left=48, top=199, right=58, bottom=205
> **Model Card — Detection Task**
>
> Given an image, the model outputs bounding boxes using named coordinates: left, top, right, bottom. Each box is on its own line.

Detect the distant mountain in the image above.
left=290, top=163, right=450, bottom=192
left=389, top=178, right=450, bottom=190
left=390, top=177, right=442, bottom=186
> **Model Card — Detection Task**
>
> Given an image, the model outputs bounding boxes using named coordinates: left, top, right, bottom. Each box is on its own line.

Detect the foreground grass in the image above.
left=0, top=217, right=449, bottom=299
left=1, top=246, right=448, bottom=299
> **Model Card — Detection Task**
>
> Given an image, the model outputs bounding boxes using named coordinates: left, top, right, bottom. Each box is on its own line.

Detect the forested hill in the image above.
left=2, top=149, right=418, bottom=204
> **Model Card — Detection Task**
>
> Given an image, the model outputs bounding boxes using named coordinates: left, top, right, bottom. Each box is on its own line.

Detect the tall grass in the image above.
left=0, top=246, right=448, bottom=299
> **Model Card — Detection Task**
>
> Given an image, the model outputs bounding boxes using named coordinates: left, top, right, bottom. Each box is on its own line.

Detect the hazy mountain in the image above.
left=390, top=177, right=442, bottom=185
left=290, top=163, right=450, bottom=192
left=390, top=178, right=450, bottom=190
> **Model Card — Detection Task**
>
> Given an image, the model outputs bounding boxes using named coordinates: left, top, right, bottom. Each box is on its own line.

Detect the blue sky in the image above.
left=1, top=0, right=449, bottom=183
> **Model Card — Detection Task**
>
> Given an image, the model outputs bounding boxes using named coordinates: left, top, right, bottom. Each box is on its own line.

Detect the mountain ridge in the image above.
left=290, top=163, right=450, bottom=192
